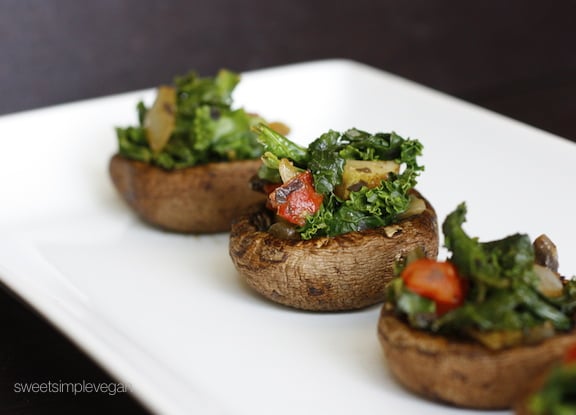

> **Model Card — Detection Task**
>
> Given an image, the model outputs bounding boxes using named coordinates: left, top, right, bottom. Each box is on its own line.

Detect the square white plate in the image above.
left=1, top=59, right=574, bottom=415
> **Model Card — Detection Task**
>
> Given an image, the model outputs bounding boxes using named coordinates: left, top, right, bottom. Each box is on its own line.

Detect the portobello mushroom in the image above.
left=109, top=69, right=286, bottom=233
left=378, top=202, right=576, bottom=409
left=109, top=155, right=265, bottom=233
left=229, top=191, right=438, bottom=311
left=378, top=308, right=576, bottom=409
left=229, top=126, right=438, bottom=311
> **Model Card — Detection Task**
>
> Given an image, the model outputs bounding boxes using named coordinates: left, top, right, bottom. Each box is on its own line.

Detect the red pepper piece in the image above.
left=401, top=258, right=466, bottom=315
left=269, top=171, right=323, bottom=226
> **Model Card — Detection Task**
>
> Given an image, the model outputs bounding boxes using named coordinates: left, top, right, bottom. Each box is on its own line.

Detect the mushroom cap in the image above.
left=228, top=190, right=438, bottom=311
left=108, top=154, right=266, bottom=233
left=377, top=307, right=576, bottom=409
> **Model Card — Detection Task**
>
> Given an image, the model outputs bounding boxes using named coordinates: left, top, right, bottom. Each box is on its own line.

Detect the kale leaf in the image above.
left=302, top=128, right=423, bottom=239
left=255, top=124, right=424, bottom=239
left=115, top=69, right=264, bottom=170
left=254, top=123, right=308, bottom=165
left=431, top=203, right=572, bottom=333
left=388, top=203, right=575, bottom=341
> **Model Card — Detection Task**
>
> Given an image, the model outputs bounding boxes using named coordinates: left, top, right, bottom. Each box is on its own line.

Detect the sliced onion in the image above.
left=533, top=264, right=564, bottom=298
left=144, top=86, right=176, bottom=153
left=278, top=158, right=300, bottom=183
left=397, top=195, right=426, bottom=220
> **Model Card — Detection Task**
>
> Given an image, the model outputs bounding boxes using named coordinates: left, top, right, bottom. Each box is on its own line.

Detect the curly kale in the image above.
left=116, top=69, right=264, bottom=170
left=255, top=124, right=424, bottom=239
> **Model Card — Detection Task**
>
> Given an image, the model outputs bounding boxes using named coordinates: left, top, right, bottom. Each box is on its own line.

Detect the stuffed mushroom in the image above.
left=109, top=69, right=287, bottom=233
left=229, top=125, right=438, bottom=311
left=378, top=203, right=576, bottom=409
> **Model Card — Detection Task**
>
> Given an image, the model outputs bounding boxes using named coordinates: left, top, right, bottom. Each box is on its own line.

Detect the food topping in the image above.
left=116, top=69, right=284, bottom=170
left=401, top=258, right=466, bottom=316
left=334, top=159, right=400, bottom=200
left=268, top=171, right=323, bottom=226
left=396, top=194, right=426, bottom=220
left=564, top=344, right=576, bottom=364
left=143, top=86, right=177, bottom=153
left=534, top=233, right=560, bottom=273
left=254, top=124, right=424, bottom=239
left=386, top=202, right=576, bottom=349
left=534, top=264, right=564, bottom=298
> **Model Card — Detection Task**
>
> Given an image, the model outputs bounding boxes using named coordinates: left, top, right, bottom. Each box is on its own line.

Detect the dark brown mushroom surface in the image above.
left=378, top=307, right=576, bottom=409
left=229, top=190, right=439, bottom=311
left=109, top=154, right=266, bottom=233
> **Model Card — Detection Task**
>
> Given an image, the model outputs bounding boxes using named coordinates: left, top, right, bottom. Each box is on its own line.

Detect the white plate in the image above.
left=1, top=59, right=575, bottom=415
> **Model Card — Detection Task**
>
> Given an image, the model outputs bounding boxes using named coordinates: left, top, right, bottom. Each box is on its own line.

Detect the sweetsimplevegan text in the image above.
left=13, top=380, right=131, bottom=396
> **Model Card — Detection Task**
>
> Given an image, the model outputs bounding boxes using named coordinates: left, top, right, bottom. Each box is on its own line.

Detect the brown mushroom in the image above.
left=109, top=154, right=266, bottom=233
left=228, top=190, right=438, bottom=311
left=377, top=307, right=576, bottom=409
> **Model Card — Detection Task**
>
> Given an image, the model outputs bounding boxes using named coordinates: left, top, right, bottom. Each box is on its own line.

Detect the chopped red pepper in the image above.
left=268, top=171, right=323, bottom=226
left=563, top=344, right=576, bottom=364
left=401, top=258, right=466, bottom=315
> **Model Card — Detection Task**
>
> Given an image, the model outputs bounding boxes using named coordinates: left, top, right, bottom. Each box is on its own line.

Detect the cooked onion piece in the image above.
left=144, top=86, right=177, bottom=153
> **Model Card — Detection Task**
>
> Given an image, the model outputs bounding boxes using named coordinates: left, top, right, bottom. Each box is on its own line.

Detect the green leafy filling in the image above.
left=388, top=202, right=576, bottom=335
left=116, top=69, right=264, bottom=170
left=255, top=125, right=424, bottom=239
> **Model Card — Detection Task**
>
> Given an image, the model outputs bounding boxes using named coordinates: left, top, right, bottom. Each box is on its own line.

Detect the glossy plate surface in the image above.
left=1, top=59, right=575, bottom=415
